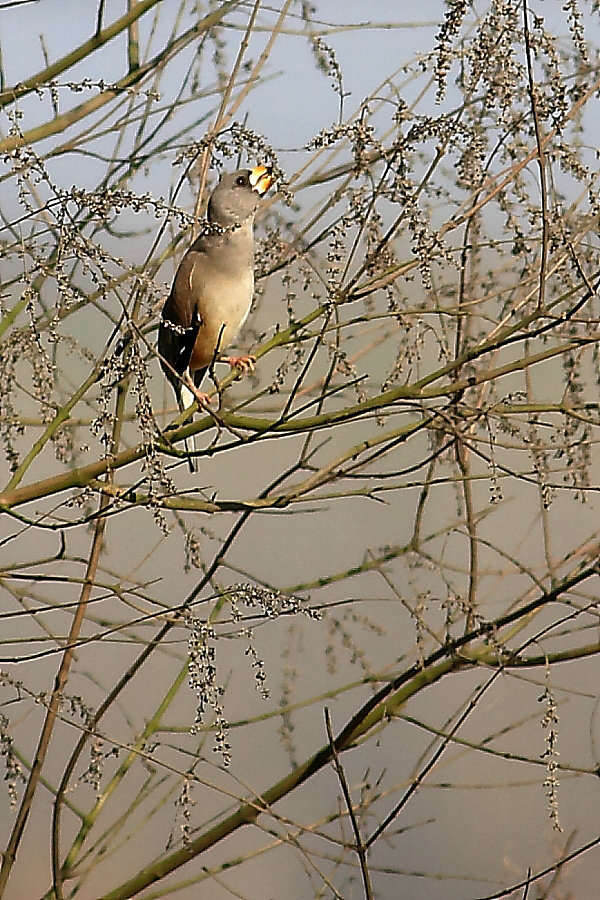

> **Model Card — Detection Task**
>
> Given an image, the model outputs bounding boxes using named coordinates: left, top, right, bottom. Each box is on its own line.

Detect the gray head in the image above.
left=207, top=165, right=274, bottom=227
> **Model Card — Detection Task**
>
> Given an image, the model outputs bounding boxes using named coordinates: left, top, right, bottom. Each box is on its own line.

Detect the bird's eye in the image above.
left=235, top=175, right=247, bottom=186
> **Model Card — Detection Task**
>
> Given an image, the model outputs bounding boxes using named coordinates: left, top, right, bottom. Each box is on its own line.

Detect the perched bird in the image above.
left=158, top=165, right=275, bottom=420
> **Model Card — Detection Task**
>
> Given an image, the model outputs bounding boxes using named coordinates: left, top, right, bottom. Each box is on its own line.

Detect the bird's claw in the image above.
left=183, top=373, right=212, bottom=407
left=224, top=354, right=256, bottom=375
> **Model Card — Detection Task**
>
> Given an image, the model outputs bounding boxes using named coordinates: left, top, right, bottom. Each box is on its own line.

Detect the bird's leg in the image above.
left=223, top=354, right=256, bottom=375
left=183, top=371, right=212, bottom=406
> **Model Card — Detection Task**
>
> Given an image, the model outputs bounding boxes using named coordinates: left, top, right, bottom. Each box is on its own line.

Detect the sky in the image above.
left=2, top=4, right=600, bottom=899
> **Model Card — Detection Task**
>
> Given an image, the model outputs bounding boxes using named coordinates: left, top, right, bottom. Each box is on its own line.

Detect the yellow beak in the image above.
left=249, top=165, right=275, bottom=196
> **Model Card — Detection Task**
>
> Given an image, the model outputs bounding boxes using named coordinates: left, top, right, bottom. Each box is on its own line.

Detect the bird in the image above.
left=158, top=164, right=275, bottom=467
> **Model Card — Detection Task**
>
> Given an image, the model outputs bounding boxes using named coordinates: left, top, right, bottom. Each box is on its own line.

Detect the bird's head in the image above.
left=207, top=165, right=275, bottom=227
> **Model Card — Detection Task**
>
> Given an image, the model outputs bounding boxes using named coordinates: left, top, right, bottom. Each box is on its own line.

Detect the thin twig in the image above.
left=523, top=0, right=549, bottom=309
left=324, top=707, right=373, bottom=900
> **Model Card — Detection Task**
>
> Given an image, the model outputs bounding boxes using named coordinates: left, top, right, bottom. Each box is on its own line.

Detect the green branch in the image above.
left=0, top=1, right=242, bottom=154
left=0, top=328, right=594, bottom=511
left=0, top=0, right=163, bottom=109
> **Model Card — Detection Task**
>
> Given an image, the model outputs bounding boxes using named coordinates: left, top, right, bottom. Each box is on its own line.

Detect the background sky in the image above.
left=2, top=3, right=600, bottom=899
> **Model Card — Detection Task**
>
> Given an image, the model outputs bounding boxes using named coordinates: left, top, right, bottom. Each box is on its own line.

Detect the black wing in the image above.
left=158, top=299, right=201, bottom=403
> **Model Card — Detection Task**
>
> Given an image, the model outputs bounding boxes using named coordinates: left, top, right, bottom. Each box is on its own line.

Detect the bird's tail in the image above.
left=179, top=383, right=198, bottom=473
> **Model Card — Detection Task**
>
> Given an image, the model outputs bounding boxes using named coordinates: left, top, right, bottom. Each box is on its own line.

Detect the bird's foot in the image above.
left=183, top=373, right=212, bottom=407
left=223, top=354, right=256, bottom=375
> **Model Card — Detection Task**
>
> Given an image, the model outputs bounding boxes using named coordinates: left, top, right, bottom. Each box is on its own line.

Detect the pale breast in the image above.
left=187, top=260, right=254, bottom=371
